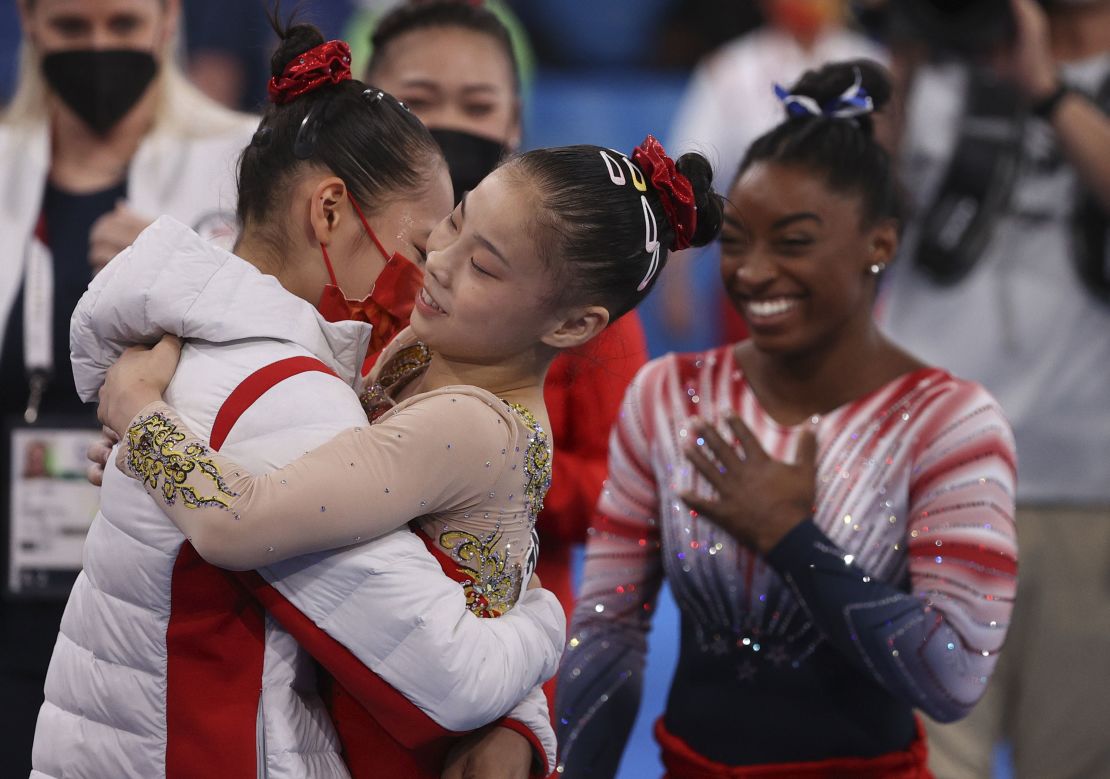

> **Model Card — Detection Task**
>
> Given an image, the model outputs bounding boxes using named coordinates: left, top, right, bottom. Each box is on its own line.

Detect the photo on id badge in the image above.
left=4, top=416, right=102, bottom=598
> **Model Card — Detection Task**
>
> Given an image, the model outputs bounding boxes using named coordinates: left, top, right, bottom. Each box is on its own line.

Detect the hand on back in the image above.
left=97, top=334, right=183, bottom=436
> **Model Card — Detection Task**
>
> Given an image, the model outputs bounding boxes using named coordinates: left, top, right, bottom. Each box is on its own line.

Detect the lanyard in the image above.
left=22, top=224, right=53, bottom=424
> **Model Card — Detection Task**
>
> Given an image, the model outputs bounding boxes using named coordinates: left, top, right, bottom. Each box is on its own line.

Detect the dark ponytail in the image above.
left=737, top=59, right=901, bottom=226
left=509, top=143, right=723, bottom=322
left=236, top=14, right=442, bottom=230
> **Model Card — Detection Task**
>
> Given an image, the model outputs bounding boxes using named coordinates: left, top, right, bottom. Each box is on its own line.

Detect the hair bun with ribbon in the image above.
left=774, top=65, right=874, bottom=123
left=631, top=135, right=698, bottom=252
left=268, top=40, right=353, bottom=105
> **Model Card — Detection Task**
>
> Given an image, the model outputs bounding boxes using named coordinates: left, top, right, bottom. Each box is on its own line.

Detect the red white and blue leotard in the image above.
left=555, top=346, right=1017, bottom=775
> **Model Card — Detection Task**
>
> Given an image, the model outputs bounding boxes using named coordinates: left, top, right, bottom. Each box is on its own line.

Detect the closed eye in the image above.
left=719, top=232, right=750, bottom=252
left=776, top=235, right=814, bottom=253
left=471, top=258, right=495, bottom=278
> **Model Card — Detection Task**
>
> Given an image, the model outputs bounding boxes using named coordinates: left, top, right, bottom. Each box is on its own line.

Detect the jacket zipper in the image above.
left=256, top=692, right=267, bottom=778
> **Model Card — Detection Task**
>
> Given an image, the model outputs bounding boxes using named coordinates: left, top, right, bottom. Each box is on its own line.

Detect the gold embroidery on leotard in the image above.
left=126, top=412, right=237, bottom=510
left=505, top=403, right=552, bottom=525
left=360, top=342, right=432, bottom=421
left=439, top=528, right=521, bottom=618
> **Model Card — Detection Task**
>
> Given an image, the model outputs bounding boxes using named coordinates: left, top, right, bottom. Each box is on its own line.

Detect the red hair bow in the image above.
left=268, top=40, right=353, bottom=105
left=631, top=135, right=697, bottom=251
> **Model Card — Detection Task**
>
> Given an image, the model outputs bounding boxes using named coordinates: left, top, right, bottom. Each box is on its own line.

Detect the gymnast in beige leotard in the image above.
left=120, top=329, right=551, bottom=617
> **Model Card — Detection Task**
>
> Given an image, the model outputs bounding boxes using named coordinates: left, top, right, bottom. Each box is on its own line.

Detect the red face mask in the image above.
left=765, top=0, right=841, bottom=44
left=317, top=197, right=425, bottom=355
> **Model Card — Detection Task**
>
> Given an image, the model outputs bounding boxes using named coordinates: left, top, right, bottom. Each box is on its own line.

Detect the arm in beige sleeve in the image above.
left=118, top=394, right=508, bottom=570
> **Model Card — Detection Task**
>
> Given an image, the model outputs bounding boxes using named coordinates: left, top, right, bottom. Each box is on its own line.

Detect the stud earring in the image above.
left=869, top=262, right=886, bottom=276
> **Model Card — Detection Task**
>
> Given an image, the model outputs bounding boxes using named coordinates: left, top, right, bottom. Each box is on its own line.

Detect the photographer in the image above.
left=877, top=1, right=1110, bottom=777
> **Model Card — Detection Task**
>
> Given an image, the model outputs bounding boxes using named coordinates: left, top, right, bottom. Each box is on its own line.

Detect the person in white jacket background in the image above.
left=0, top=0, right=255, bottom=772
left=36, top=18, right=565, bottom=779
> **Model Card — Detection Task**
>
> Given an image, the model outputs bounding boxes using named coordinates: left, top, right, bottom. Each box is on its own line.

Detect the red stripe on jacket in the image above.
left=165, top=357, right=338, bottom=777
left=200, top=355, right=550, bottom=777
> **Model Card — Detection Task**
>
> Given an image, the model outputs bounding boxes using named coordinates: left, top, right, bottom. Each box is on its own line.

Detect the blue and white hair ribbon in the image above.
left=773, top=66, right=874, bottom=121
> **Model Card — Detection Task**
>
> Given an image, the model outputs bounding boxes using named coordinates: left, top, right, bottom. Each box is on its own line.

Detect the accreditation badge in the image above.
left=5, top=415, right=102, bottom=597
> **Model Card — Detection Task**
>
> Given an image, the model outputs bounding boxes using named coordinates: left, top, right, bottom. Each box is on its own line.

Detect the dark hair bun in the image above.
left=269, top=20, right=327, bottom=79
left=675, top=152, right=724, bottom=249
left=789, top=59, right=892, bottom=137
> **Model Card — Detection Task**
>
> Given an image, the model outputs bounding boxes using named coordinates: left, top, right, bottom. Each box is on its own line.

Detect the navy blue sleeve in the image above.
left=766, top=520, right=985, bottom=723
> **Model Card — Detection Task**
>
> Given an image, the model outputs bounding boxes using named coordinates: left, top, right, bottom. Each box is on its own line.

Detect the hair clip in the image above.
left=363, top=88, right=385, bottom=104
left=251, top=127, right=273, bottom=148
left=637, top=195, right=661, bottom=292
left=293, top=101, right=325, bottom=160
left=293, top=92, right=344, bottom=160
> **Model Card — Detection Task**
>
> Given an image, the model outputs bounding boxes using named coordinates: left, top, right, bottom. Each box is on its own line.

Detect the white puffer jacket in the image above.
left=31, top=217, right=562, bottom=779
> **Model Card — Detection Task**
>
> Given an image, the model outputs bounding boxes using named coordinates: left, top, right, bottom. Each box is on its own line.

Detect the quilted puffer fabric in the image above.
left=32, top=219, right=560, bottom=778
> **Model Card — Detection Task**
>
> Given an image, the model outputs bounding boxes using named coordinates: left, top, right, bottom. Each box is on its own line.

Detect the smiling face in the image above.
left=368, top=25, right=520, bottom=148
left=720, top=161, right=896, bottom=356
left=411, top=165, right=569, bottom=363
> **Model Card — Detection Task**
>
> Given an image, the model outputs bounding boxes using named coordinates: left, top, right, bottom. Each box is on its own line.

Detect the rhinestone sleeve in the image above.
left=554, top=364, right=666, bottom=777
left=122, top=404, right=238, bottom=511
left=555, top=352, right=1018, bottom=771
left=765, top=398, right=1018, bottom=723
left=118, top=393, right=513, bottom=571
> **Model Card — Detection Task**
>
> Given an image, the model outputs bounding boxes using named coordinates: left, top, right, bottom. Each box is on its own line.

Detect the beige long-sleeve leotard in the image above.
left=117, top=339, right=551, bottom=618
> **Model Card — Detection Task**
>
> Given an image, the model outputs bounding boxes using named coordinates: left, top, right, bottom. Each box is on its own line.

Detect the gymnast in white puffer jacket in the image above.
left=41, top=216, right=564, bottom=779
left=32, top=23, right=561, bottom=779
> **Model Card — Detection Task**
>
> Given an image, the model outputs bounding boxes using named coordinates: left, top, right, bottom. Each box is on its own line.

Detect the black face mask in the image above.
left=42, top=49, right=158, bottom=135
left=429, top=128, right=508, bottom=204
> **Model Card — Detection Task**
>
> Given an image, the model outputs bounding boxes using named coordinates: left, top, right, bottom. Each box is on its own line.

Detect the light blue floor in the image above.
left=612, top=583, right=679, bottom=779
left=567, top=543, right=672, bottom=778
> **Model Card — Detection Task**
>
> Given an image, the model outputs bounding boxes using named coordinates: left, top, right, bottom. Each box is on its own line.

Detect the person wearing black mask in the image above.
left=0, top=0, right=255, bottom=772
left=365, top=0, right=522, bottom=204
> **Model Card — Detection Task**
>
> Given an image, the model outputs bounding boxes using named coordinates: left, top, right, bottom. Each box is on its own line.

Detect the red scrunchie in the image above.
left=631, top=135, right=697, bottom=251
left=268, top=40, right=353, bottom=105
